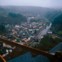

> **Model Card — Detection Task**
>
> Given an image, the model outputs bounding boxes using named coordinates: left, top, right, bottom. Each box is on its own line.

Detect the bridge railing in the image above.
left=0, top=55, right=6, bottom=62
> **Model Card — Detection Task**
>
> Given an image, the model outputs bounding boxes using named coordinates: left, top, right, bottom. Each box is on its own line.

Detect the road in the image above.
left=37, top=23, right=52, bottom=39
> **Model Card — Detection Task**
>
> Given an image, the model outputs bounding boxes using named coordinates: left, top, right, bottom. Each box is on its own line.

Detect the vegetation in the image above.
left=51, top=14, right=62, bottom=37
left=0, top=24, right=7, bottom=35
left=0, top=12, right=27, bottom=25
left=35, top=35, right=62, bottom=51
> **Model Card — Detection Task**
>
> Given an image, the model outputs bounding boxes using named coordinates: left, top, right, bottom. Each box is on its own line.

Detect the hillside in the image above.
left=1, top=6, right=60, bottom=18
left=0, top=6, right=62, bottom=22
left=0, top=12, right=27, bottom=25
left=51, top=14, right=62, bottom=36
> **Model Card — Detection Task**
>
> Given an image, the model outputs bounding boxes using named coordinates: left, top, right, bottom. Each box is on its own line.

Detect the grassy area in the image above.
left=35, top=35, right=62, bottom=51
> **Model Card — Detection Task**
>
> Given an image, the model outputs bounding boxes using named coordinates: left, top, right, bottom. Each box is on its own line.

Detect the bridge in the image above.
left=0, top=37, right=62, bottom=62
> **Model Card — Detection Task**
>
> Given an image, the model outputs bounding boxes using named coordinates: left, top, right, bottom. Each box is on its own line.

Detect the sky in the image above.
left=0, top=0, right=62, bottom=8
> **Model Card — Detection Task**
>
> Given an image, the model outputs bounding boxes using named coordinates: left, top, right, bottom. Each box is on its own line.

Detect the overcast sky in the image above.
left=0, top=0, right=62, bottom=8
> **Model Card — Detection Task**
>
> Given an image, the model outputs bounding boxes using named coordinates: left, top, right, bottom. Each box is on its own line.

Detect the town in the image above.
left=0, top=16, right=50, bottom=47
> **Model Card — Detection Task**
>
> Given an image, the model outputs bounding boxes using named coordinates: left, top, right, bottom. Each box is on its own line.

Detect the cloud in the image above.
left=0, top=0, right=62, bottom=8
left=0, top=0, right=50, bottom=7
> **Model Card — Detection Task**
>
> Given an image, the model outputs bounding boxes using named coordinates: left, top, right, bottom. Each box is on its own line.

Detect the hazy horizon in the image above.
left=0, top=0, right=62, bottom=8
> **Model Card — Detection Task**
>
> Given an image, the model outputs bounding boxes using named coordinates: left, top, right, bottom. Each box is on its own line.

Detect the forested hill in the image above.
left=0, top=6, right=62, bottom=25
left=1, top=6, right=61, bottom=18
left=45, top=10, right=62, bottom=21
left=0, top=12, right=27, bottom=25
left=0, top=6, right=62, bottom=22
left=51, top=14, right=62, bottom=36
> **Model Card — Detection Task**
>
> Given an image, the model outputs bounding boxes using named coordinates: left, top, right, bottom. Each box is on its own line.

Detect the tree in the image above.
left=51, top=14, right=62, bottom=36
left=0, top=24, right=6, bottom=35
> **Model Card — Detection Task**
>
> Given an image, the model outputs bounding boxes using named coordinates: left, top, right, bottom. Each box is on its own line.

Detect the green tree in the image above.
left=0, top=24, right=6, bottom=35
